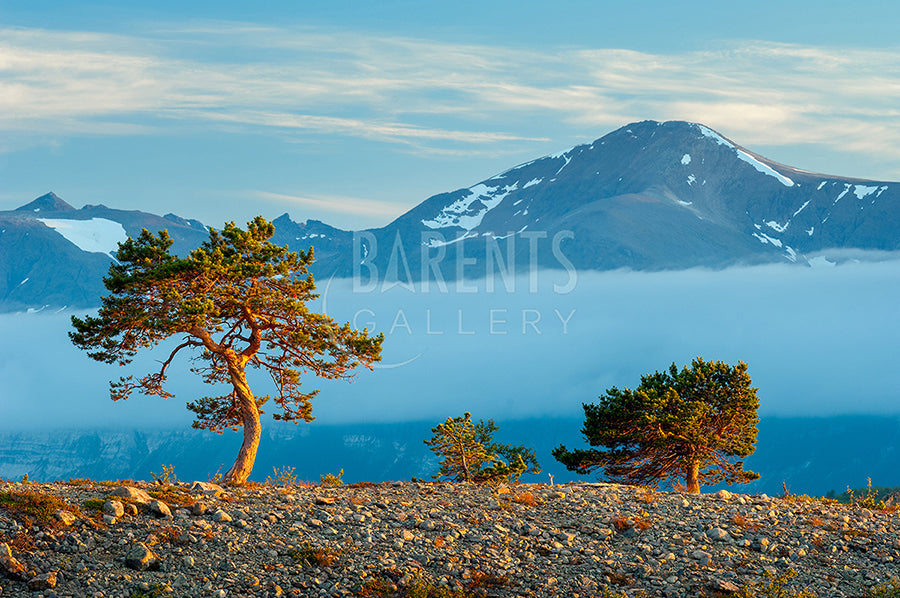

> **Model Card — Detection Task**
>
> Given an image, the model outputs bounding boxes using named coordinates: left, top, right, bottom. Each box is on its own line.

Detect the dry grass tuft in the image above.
left=511, top=491, right=541, bottom=506
left=146, top=526, right=188, bottom=547
left=466, top=570, right=510, bottom=590
left=288, top=542, right=341, bottom=568
left=731, top=513, right=761, bottom=531
left=0, top=489, right=74, bottom=529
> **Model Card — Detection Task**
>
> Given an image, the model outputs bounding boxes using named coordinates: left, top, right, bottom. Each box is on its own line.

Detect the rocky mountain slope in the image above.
left=340, top=120, right=898, bottom=282
left=2, top=121, right=898, bottom=312
left=0, top=193, right=209, bottom=312
left=1, top=480, right=899, bottom=597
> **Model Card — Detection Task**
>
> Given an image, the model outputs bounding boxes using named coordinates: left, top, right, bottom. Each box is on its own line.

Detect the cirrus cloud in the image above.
left=2, top=24, right=900, bottom=178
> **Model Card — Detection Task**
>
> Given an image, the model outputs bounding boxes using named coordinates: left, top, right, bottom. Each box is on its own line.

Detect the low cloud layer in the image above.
left=2, top=259, right=899, bottom=430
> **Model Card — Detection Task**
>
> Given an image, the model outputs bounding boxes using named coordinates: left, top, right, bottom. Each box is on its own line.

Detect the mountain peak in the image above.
left=15, top=192, right=76, bottom=213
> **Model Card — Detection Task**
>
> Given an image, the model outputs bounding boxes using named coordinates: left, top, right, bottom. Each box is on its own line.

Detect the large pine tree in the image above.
left=553, top=358, right=760, bottom=493
left=70, top=216, right=383, bottom=485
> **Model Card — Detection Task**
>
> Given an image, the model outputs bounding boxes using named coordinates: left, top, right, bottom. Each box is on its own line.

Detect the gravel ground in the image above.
left=2, top=480, right=899, bottom=597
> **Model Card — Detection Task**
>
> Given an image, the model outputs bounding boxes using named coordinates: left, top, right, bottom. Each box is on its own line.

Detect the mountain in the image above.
left=324, top=120, right=899, bottom=281
left=0, top=193, right=209, bottom=312
left=2, top=120, right=898, bottom=312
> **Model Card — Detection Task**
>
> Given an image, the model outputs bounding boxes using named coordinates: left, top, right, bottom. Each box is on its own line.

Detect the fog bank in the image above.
left=2, top=259, right=899, bottom=430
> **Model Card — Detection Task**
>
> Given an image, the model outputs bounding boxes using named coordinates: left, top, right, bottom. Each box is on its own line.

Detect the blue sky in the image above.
left=2, top=0, right=900, bottom=229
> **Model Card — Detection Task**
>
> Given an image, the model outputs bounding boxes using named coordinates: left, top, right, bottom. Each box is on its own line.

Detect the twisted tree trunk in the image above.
left=222, top=360, right=262, bottom=486
left=685, top=461, right=700, bottom=494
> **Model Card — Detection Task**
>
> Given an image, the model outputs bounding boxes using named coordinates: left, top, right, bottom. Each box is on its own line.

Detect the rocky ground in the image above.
left=1, top=479, right=899, bottom=598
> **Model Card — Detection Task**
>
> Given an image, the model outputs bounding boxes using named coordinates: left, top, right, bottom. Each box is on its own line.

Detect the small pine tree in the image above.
left=425, top=413, right=541, bottom=483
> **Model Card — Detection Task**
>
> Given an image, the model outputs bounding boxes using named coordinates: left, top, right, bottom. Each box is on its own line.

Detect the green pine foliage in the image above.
left=553, top=357, right=760, bottom=493
left=425, top=413, right=541, bottom=483
left=70, top=217, right=383, bottom=485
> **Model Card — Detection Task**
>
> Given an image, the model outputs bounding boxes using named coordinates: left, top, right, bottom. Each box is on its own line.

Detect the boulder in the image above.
left=55, top=510, right=77, bottom=526
left=110, top=486, right=152, bottom=504
left=102, top=500, right=125, bottom=518
left=190, top=481, right=225, bottom=495
left=125, top=543, right=159, bottom=571
left=28, top=571, right=57, bottom=591
left=0, top=544, right=28, bottom=581
left=212, top=509, right=232, bottom=523
left=149, top=500, right=172, bottom=519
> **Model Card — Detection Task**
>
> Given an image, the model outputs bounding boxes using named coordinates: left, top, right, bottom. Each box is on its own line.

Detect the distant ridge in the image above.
left=2, top=120, right=900, bottom=312
left=15, top=192, right=75, bottom=213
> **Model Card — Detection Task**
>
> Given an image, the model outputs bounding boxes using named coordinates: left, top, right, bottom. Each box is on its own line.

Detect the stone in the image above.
left=190, top=481, right=225, bottom=494
left=109, top=486, right=152, bottom=504
left=55, top=509, right=77, bottom=526
left=0, top=543, right=28, bottom=581
left=716, top=490, right=733, bottom=500
left=710, top=578, right=740, bottom=593
left=708, top=527, right=730, bottom=541
left=149, top=499, right=172, bottom=518
left=27, top=571, right=57, bottom=591
left=125, top=543, right=159, bottom=571
left=212, top=509, right=232, bottom=523
left=102, top=500, right=125, bottom=518
left=315, top=496, right=336, bottom=505
left=692, top=550, right=712, bottom=566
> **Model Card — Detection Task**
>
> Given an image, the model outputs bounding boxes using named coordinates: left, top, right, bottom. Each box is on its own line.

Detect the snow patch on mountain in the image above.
left=554, top=154, right=572, bottom=175
left=765, top=220, right=789, bottom=233
left=793, top=201, right=810, bottom=218
left=37, top=218, right=127, bottom=256
left=681, top=154, right=691, bottom=165
left=422, top=183, right=518, bottom=231
left=523, top=178, right=543, bottom=188
left=835, top=185, right=851, bottom=203
left=784, top=247, right=797, bottom=262
left=734, top=149, right=794, bottom=187
left=853, top=185, right=879, bottom=200
left=695, top=124, right=794, bottom=187
left=753, top=232, right=783, bottom=248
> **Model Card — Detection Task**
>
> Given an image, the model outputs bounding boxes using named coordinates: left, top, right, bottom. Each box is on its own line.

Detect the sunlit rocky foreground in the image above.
left=1, top=480, right=899, bottom=597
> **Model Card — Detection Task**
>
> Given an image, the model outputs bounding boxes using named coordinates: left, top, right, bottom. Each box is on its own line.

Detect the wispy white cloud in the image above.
left=252, top=190, right=407, bottom=221
left=3, top=24, right=900, bottom=175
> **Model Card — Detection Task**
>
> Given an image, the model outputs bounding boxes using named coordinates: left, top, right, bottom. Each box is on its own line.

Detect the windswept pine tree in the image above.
left=553, top=358, right=760, bottom=493
left=70, top=216, right=383, bottom=485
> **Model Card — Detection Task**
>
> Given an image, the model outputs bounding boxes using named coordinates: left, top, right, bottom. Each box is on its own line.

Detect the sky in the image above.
left=2, top=1, right=900, bottom=229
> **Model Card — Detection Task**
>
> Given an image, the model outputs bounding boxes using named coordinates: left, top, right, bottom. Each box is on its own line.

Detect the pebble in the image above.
left=1, top=480, right=899, bottom=597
